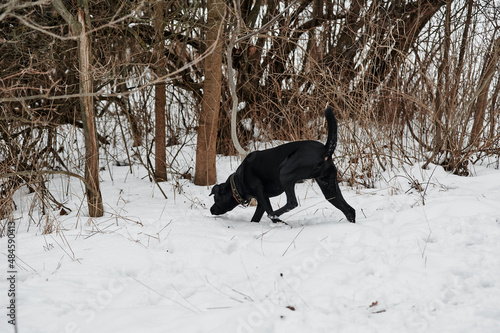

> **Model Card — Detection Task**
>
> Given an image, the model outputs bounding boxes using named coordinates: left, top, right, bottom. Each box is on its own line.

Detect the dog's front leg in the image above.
left=262, top=200, right=284, bottom=223
left=251, top=202, right=288, bottom=224
left=251, top=203, right=265, bottom=222
left=252, top=190, right=283, bottom=223
left=269, top=187, right=298, bottom=218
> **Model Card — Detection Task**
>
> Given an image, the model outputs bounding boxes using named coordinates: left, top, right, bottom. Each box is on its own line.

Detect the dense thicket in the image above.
left=1, top=1, right=499, bottom=224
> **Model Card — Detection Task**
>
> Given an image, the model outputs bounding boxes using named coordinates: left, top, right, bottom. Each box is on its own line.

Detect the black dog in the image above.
left=210, top=106, right=355, bottom=224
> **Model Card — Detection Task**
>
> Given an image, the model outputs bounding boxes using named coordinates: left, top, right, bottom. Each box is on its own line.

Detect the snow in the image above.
left=2, top=152, right=500, bottom=333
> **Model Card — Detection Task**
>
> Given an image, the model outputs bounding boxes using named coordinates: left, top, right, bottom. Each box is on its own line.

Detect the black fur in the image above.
left=210, top=106, right=356, bottom=223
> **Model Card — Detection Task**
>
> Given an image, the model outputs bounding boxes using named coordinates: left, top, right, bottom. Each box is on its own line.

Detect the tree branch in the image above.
left=52, top=0, right=82, bottom=35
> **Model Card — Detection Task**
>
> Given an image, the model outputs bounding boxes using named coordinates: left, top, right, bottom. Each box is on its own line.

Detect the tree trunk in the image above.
left=78, top=6, right=103, bottom=217
left=433, top=0, right=451, bottom=154
left=53, top=0, right=103, bottom=217
left=488, top=78, right=500, bottom=141
left=195, top=0, right=225, bottom=186
left=154, top=83, right=167, bottom=181
left=470, top=36, right=500, bottom=146
left=153, top=0, right=168, bottom=182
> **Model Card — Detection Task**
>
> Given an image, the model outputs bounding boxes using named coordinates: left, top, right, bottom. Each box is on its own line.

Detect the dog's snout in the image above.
left=210, top=205, right=220, bottom=215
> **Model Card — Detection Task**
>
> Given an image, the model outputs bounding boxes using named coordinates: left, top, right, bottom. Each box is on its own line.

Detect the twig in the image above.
left=234, top=0, right=301, bottom=44
left=128, top=275, right=200, bottom=313
left=282, top=227, right=304, bottom=256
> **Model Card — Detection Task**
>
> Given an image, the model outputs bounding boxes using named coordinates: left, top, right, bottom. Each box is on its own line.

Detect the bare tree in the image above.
left=52, top=0, right=103, bottom=217
left=153, top=0, right=169, bottom=182
left=195, top=0, right=225, bottom=186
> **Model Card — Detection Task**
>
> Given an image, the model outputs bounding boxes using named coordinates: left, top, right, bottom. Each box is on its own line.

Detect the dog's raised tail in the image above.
left=324, top=106, right=338, bottom=158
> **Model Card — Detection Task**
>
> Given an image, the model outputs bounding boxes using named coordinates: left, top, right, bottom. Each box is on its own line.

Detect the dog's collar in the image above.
left=229, top=173, right=249, bottom=207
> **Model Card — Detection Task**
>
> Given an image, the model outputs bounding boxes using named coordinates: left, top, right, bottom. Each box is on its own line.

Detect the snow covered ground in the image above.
left=2, top=151, right=500, bottom=333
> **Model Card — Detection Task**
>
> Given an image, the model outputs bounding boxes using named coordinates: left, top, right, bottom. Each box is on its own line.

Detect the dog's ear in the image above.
left=210, top=185, right=220, bottom=196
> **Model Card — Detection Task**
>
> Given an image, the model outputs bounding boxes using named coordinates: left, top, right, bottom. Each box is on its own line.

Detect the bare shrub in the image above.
left=1, top=1, right=500, bottom=231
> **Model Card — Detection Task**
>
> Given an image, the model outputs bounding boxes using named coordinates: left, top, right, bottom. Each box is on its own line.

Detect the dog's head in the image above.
left=210, top=181, right=239, bottom=216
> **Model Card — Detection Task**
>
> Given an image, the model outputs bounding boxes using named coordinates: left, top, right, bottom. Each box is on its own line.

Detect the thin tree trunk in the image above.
left=451, top=0, right=473, bottom=153
left=153, top=0, right=168, bottom=182
left=53, top=0, right=103, bottom=217
left=195, top=0, right=225, bottom=186
left=154, top=83, right=167, bottom=181
left=434, top=0, right=451, bottom=154
left=470, top=36, right=500, bottom=146
left=488, top=78, right=500, bottom=141
left=78, top=6, right=103, bottom=217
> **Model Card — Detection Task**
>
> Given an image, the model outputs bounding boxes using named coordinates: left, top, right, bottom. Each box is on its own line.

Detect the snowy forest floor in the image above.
left=1, top=151, right=500, bottom=333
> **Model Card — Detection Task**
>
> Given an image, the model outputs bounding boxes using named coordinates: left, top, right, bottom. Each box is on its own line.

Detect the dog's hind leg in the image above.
left=315, top=163, right=356, bottom=223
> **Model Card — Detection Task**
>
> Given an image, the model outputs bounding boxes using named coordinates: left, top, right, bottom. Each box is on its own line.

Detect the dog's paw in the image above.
left=269, top=215, right=288, bottom=225
left=268, top=215, right=280, bottom=222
